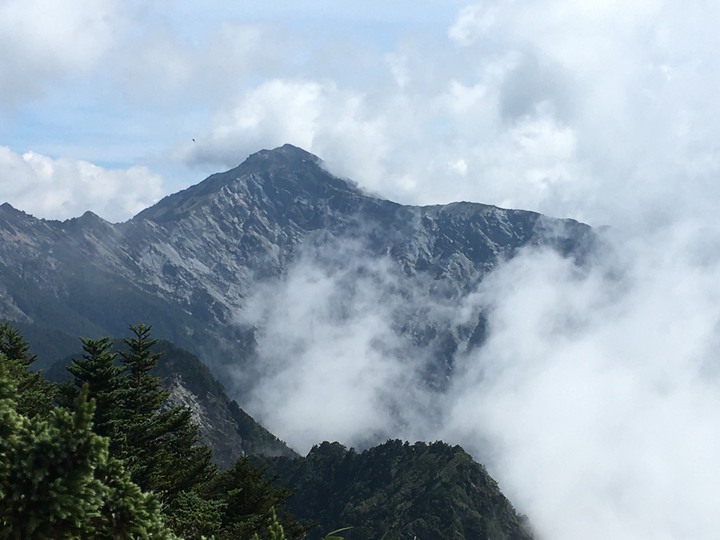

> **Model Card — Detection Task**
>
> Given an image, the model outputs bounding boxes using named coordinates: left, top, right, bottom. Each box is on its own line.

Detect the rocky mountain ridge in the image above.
left=0, top=145, right=595, bottom=537
left=0, top=145, right=593, bottom=380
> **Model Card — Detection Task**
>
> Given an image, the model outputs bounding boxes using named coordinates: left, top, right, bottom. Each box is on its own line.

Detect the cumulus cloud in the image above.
left=0, top=147, right=164, bottom=222
left=448, top=2, right=498, bottom=46
left=0, top=0, right=120, bottom=102
left=180, top=0, right=720, bottom=231
left=180, top=79, right=330, bottom=167
left=114, top=22, right=285, bottom=106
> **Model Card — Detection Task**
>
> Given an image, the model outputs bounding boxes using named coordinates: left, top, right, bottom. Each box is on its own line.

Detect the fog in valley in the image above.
left=4, top=1, right=720, bottom=538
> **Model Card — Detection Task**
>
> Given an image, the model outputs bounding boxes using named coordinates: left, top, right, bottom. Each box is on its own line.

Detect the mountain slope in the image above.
left=260, top=440, right=533, bottom=540
left=0, top=144, right=594, bottom=384
left=44, top=338, right=295, bottom=467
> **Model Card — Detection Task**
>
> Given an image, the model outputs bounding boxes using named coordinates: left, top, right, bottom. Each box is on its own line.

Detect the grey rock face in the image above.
left=0, top=144, right=594, bottom=388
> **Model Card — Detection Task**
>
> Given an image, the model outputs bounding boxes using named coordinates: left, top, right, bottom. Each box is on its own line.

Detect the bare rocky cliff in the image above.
left=0, top=144, right=594, bottom=393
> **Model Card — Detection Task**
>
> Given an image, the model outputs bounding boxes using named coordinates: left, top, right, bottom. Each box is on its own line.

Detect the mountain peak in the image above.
left=230, top=144, right=326, bottom=180
left=0, top=202, right=20, bottom=214
left=0, top=202, right=40, bottom=223
left=134, top=144, right=362, bottom=224
left=246, top=144, right=321, bottom=166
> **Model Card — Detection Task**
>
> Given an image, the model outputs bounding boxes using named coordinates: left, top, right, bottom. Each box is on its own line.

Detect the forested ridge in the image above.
left=0, top=322, right=533, bottom=539
left=0, top=322, right=303, bottom=539
left=259, top=441, right=533, bottom=540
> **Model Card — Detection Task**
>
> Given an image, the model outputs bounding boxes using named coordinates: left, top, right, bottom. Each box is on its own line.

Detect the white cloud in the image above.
left=0, top=147, right=164, bottom=222
left=114, top=22, right=281, bottom=106
left=0, top=0, right=120, bottom=101
left=239, top=243, right=440, bottom=453
left=176, top=0, right=720, bottom=231
left=239, top=219, right=720, bottom=539
left=178, top=79, right=395, bottom=184
left=187, top=79, right=325, bottom=165
left=441, top=224, right=720, bottom=539
left=448, top=3, right=498, bottom=46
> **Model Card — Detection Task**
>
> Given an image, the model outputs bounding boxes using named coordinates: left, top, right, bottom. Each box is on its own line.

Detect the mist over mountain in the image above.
left=0, top=143, right=592, bottom=386
left=1, top=144, right=601, bottom=538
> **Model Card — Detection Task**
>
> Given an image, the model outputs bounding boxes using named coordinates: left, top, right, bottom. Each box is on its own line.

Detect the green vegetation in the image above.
left=0, top=322, right=534, bottom=540
left=0, top=354, right=174, bottom=538
left=0, top=322, right=56, bottom=417
left=0, top=323, right=300, bottom=539
left=261, top=440, right=534, bottom=540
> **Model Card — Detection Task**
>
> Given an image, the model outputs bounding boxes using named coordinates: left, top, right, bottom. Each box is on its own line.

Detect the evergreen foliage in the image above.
left=163, top=489, right=225, bottom=538
left=114, top=324, right=215, bottom=506
left=54, top=323, right=297, bottom=538
left=0, top=321, right=55, bottom=417
left=202, top=457, right=304, bottom=540
left=261, top=440, right=534, bottom=540
left=251, top=510, right=349, bottom=540
left=63, top=336, right=122, bottom=439
left=62, top=325, right=215, bottom=508
left=0, top=358, right=174, bottom=538
left=251, top=508, right=286, bottom=540
left=120, top=323, right=165, bottom=418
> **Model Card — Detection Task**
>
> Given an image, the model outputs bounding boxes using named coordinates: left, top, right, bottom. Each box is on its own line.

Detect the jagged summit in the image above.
left=0, top=144, right=595, bottom=396
left=60, top=211, right=112, bottom=233
left=77, top=210, right=106, bottom=223
left=244, top=143, right=322, bottom=166
left=0, top=202, right=45, bottom=229
left=0, top=202, right=33, bottom=218
left=134, top=144, right=362, bottom=224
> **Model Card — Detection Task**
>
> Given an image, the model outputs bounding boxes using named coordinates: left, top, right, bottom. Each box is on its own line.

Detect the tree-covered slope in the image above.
left=2, top=323, right=302, bottom=539
left=262, top=440, right=534, bottom=540
left=44, top=334, right=295, bottom=468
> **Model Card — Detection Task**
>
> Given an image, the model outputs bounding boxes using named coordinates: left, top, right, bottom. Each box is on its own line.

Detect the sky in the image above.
left=3, top=0, right=720, bottom=228
left=6, top=2, right=720, bottom=539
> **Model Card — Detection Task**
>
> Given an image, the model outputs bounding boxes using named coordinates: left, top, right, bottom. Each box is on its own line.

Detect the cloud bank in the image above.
left=445, top=226, right=720, bottom=539
left=0, top=147, right=163, bottom=222
left=241, top=243, right=441, bottom=450
left=181, top=0, right=720, bottom=230
left=0, top=0, right=120, bottom=102
left=239, top=220, right=720, bottom=540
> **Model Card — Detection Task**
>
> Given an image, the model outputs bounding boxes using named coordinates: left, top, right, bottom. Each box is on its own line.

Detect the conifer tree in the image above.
left=116, top=324, right=214, bottom=505
left=61, top=325, right=214, bottom=514
left=120, top=323, right=165, bottom=418
left=203, top=457, right=302, bottom=540
left=0, top=357, right=174, bottom=538
left=63, top=336, right=122, bottom=441
left=0, top=322, right=55, bottom=416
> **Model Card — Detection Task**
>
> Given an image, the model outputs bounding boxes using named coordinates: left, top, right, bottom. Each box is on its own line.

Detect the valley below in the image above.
left=5, top=144, right=705, bottom=539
